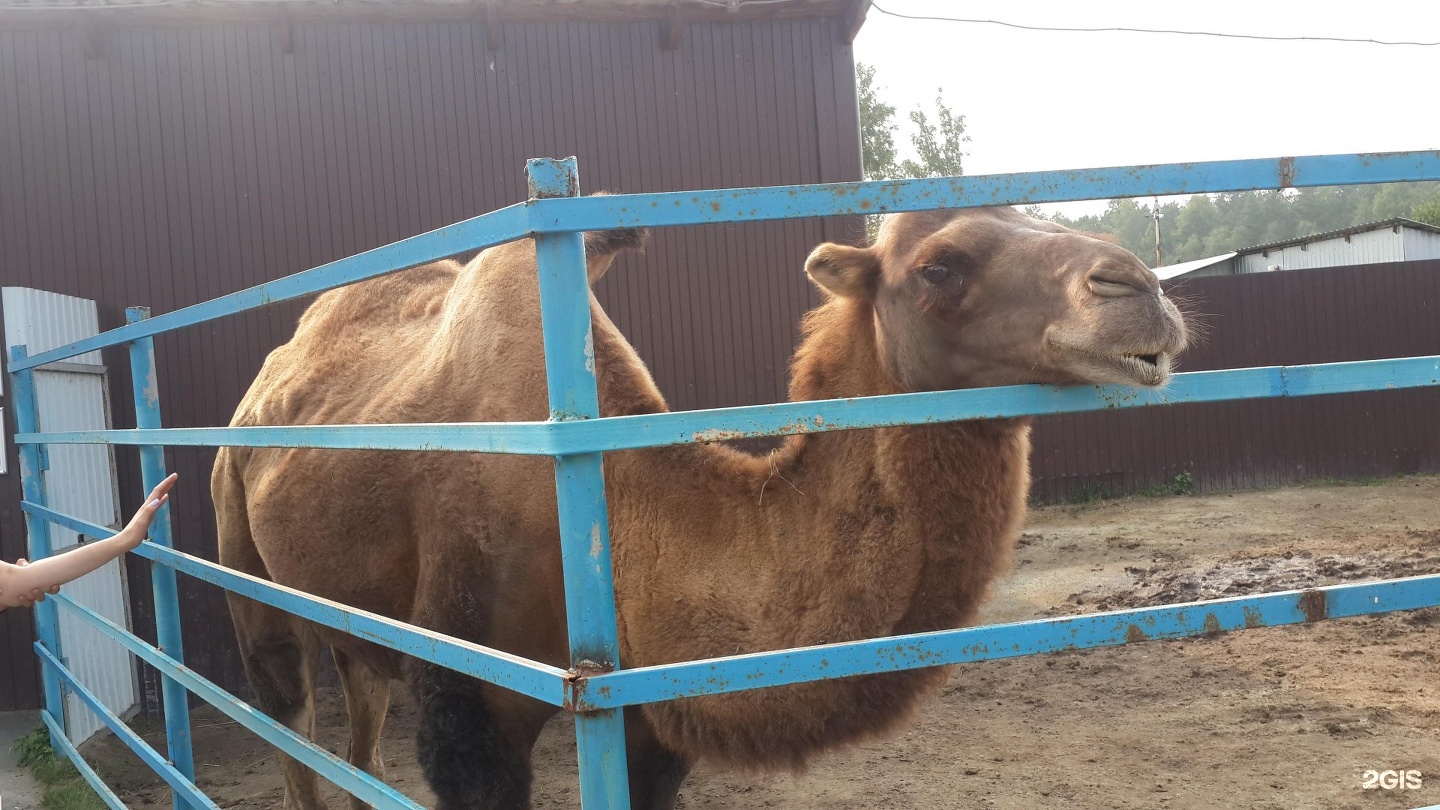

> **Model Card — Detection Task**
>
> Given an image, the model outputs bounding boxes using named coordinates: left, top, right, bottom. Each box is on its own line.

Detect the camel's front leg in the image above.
left=231, top=601, right=329, bottom=810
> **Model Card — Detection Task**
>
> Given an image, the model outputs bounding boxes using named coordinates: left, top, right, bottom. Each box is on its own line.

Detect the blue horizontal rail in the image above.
left=35, top=642, right=219, bottom=810
left=568, top=573, right=1440, bottom=711
left=21, top=503, right=568, bottom=706
left=8, top=150, right=1439, bottom=373
left=27, top=497, right=1440, bottom=714
left=526, top=151, right=1440, bottom=232
left=17, top=355, right=1440, bottom=453
left=48, top=593, right=424, bottom=810
left=40, top=712, right=129, bottom=810
left=8, top=203, right=529, bottom=372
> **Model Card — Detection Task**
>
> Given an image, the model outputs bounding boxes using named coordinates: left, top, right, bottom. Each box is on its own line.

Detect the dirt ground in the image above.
left=87, top=475, right=1440, bottom=809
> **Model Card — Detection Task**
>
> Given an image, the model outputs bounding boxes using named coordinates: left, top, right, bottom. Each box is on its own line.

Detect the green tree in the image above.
left=898, top=91, right=968, bottom=179
left=1050, top=181, right=1440, bottom=268
left=857, top=66, right=970, bottom=240
left=1412, top=194, right=1440, bottom=226
left=856, top=63, right=899, bottom=181
left=857, top=65, right=968, bottom=181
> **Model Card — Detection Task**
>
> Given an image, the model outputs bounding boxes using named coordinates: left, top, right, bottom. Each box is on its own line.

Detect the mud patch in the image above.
left=1049, top=550, right=1440, bottom=615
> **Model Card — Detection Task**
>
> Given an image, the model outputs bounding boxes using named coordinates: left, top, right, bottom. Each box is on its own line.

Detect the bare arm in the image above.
left=0, top=474, right=177, bottom=610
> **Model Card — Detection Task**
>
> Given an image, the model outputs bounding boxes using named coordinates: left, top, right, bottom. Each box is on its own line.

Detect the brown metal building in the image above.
left=0, top=0, right=869, bottom=711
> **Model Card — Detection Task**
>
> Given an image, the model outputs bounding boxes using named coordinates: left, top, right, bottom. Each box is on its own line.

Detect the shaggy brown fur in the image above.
left=214, top=206, right=1186, bottom=810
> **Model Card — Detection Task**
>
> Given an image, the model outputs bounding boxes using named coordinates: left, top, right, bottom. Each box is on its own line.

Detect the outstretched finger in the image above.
left=146, top=473, right=179, bottom=504
left=125, top=488, right=173, bottom=535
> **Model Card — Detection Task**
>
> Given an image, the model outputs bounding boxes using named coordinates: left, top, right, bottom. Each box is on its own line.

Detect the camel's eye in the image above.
left=920, top=264, right=953, bottom=285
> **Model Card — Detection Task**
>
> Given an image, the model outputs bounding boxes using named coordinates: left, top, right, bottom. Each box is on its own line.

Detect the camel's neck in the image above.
left=604, top=296, right=1032, bottom=669
left=774, top=298, right=1033, bottom=634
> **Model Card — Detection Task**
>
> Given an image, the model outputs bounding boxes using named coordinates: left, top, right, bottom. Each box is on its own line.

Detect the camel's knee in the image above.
left=242, top=641, right=314, bottom=725
left=412, top=668, right=532, bottom=810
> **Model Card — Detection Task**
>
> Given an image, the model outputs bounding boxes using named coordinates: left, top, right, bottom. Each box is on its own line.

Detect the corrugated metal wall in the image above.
left=1031, top=259, right=1440, bottom=502
left=1403, top=227, right=1440, bottom=261
left=0, top=15, right=862, bottom=710
left=1237, top=228, right=1405, bottom=273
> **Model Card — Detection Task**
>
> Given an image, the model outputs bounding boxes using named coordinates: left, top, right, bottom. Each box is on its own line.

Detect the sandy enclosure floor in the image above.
left=86, top=476, right=1440, bottom=809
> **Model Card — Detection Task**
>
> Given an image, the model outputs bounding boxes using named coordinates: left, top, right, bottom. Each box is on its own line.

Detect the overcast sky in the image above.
left=853, top=0, right=1439, bottom=214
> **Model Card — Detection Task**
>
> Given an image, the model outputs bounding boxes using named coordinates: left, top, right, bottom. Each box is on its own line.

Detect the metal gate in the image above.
left=9, top=150, right=1440, bottom=809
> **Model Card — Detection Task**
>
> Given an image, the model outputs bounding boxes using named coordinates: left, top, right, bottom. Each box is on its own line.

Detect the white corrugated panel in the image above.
left=3, top=287, right=137, bottom=744
left=1238, top=228, right=1406, bottom=273
left=1402, top=226, right=1440, bottom=261
left=1, top=287, right=104, bottom=370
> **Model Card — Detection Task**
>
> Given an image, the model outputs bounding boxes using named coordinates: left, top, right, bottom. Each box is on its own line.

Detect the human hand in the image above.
left=118, top=473, right=178, bottom=551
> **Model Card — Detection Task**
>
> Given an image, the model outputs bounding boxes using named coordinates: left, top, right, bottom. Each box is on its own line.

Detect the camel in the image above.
left=213, top=205, right=1187, bottom=810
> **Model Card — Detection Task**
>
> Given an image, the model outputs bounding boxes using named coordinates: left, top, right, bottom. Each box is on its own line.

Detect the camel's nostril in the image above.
left=1088, top=266, right=1158, bottom=297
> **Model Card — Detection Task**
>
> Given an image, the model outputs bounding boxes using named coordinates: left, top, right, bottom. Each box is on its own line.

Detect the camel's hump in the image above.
left=233, top=259, right=466, bottom=428
left=297, top=259, right=462, bottom=334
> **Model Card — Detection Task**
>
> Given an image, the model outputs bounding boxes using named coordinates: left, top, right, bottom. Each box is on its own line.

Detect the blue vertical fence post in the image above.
left=125, top=307, right=196, bottom=810
left=528, top=157, right=632, bottom=809
left=9, top=346, right=69, bottom=745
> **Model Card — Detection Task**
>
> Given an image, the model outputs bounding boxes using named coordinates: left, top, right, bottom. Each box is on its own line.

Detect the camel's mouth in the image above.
left=1113, top=351, right=1171, bottom=386
left=1049, top=339, right=1175, bottom=388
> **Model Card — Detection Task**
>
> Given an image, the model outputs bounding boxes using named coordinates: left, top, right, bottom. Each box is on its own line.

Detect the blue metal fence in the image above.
left=9, top=149, right=1440, bottom=809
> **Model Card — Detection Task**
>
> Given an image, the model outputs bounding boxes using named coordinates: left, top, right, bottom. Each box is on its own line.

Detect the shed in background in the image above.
left=1160, top=217, right=1440, bottom=279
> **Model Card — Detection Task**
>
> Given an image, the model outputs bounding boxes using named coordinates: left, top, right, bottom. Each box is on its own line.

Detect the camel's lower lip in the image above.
left=1050, top=340, right=1173, bottom=387
left=1111, top=352, right=1170, bottom=386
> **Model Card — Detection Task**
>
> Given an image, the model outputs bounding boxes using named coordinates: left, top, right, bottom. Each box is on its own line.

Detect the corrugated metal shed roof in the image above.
left=1238, top=217, right=1440, bottom=256
left=0, top=0, right=866, bottom=34
left=0, top=0, right=850, bottom=13
left=1154, top=252, right=1236, bottom=280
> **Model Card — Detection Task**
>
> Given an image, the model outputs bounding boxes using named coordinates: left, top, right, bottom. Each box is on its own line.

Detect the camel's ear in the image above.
left=583, top=226, right=649, bottom=285
left=805, top=243, right=879, bottom=300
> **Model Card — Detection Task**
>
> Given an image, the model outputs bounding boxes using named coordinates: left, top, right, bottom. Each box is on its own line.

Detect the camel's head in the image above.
left=804, top=207, right=1188, bottom=392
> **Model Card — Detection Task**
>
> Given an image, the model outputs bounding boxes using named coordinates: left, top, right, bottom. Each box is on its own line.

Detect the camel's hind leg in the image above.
left=230, top=593, right=328, bottom=810
left=332, top=647, right=392, bottom=810
left=217, top=453, right=331, bottom=810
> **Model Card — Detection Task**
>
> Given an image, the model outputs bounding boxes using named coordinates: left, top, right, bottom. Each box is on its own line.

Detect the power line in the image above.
left=869, top=2, right=1440, bottom=47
